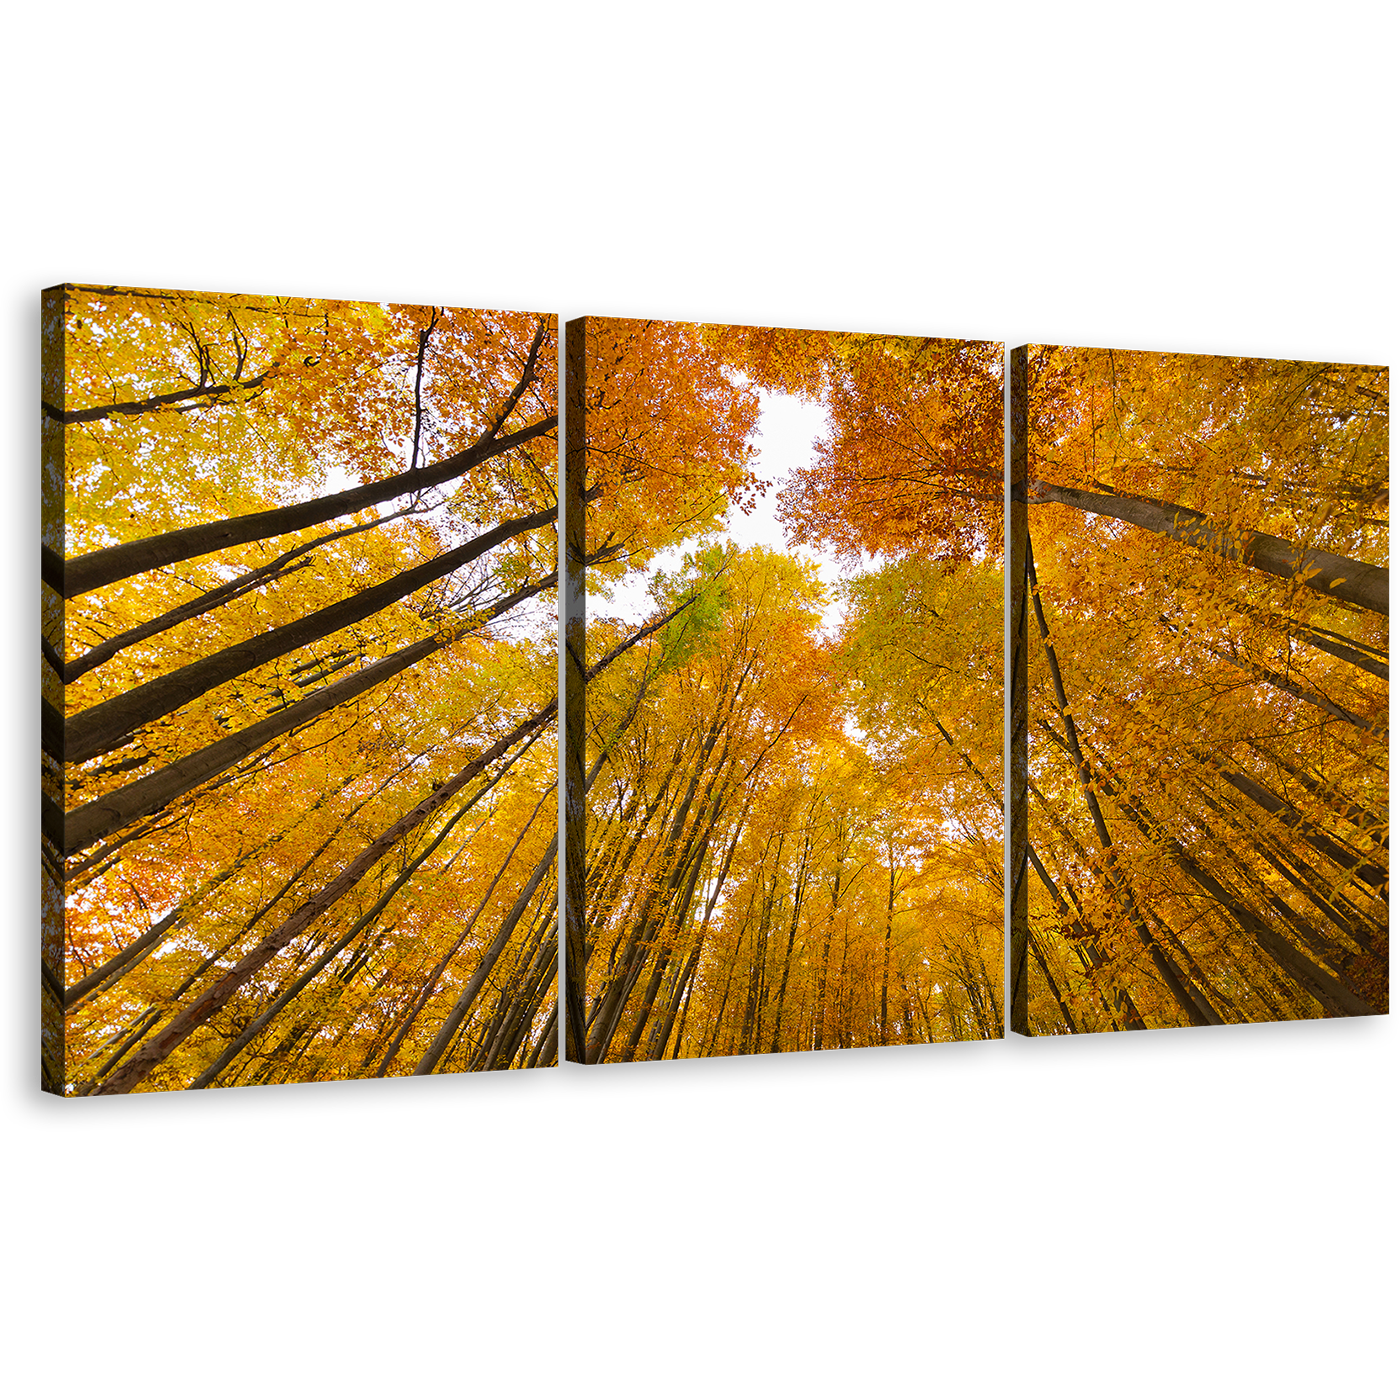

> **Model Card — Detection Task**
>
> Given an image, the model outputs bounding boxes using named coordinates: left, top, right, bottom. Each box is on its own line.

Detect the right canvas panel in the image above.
left=1010, top=345, right=1389, bottom=1034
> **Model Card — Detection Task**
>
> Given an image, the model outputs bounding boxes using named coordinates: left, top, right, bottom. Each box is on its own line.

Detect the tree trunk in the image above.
left=1008, top=348, right=1031, bottom=1034
left=587, top=741, right=686, bottom=937
left=1153, top=830, right=1376, bottom=1017
left=1176, top=784, right=1383, bottom=1002
left=621, top=950, right=674, bottom=1062
left=1026, top=479, right=1388, bottom=615
left=1243, top=739, right=1387, bottom=846
left=63, top=507, right=559, bottom=764
left=1026, top=839, right=1140, bottom=1031
left=1197, top=754, right=1387, bottom=894
left=1028, top=543, right=1214, bottom=1028
left=373, top=787, right=554, bottom=1075
left=670, top=971, right=698, bottom=1058
left=63, top=570, right=685, bottom=866
left=1096, top=759, right=1380, bottom=1017
left=61, top=569, right=553, bottom=852
left=769, top=827, right=812, bottom=1054
left=64, top=830, right=279, bottom=1008
left=622, top=793, right=731, bottom=1061
left=583, top=691, right=744, bottom=1062
left=526, top=1008, right=559, bottom=1068
left=1028, top=934, right=1077, bottom=1033
left=1181, top=627, right=1387, bottom=739
left=51, top=316, right=556, bottom=599
left=474, top=914, right=557, bottom=1071
left=413, top=839, right=559, bottom=1075
left=562, top=316, right=589, bottom=1063
left=703, top=884, right=763, bottom=1058
left=738, top=836, right=783, bottom=1056
left=61, top=504, right=423, bottom=682
left=1174, top=773, right=1385, bottom=960
left=1216, top=597, right=1389, bottom=680
left=880, top=837, right=895, bottom=1045
left=648, top=796, right=756, bottom=1061
left=650, top=943, right=702, bottom=1061
left=813, top=833, right=849, bottom=1052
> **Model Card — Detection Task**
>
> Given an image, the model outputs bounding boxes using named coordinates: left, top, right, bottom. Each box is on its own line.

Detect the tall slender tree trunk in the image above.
left=90, top=703, right=558, bottom=1094
left=373, top=788, right=554, bottom=1075
left=63, top=509, right=560, bottom=765
left=585, top=741, right=686, bottom=949
left=813, top=836, right=847, bottom=1053
left=770, top=827, right=812, bottom=1054
left=739, top=834, right=783, bottom=1056
left=187, top=803, right=490, bottom=1088
left=1206, top=595, right=1389, bottom=680
left=584, top=728, right=737, bottom=1063
left=1165, top=622, right=1387, bottom=739
left=60, top=577, right=553, bottom=854
left=1105, top=775, right=1379, bottom=1017
left=413, top=838, right=559, bottom=1075
left=1027, top=934, right=1077, bottom=1032
left=623, top=792, right=732, bottom=1062
left=880, top=835, right=896, bottom=1045
left=703, top=887, right=761, bottom=1059
left=475, top=915, right=558, bottom=1071
left=526, top=1008, right=559, bottom=1068
left=651, top=944, right=702, bottom=1061
left=1028, top=780, right=1145, bottom=1030
left=1186, top=778, right=1382, bottom=952
left=648, top=796, right=755, bottom=1061
left=1028, top=542, right=1214, bottom=1028
left=1243, top=739, right=1388, bottom=844
left=1192, top=751, right=1387, bottom=893
left=670, top=972, right=699, bottom=1058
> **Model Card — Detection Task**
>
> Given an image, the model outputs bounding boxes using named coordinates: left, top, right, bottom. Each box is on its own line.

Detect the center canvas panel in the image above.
left=563, top=318, right=1004, bottom=1063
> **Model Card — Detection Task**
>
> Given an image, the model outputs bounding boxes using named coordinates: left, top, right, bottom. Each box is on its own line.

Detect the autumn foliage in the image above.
left=1011, top=346, right=1388, bottom=1032
left=43, top=286, right=562, bottom=1093
left=570, top=323, right=1388, bottom=1053
left=45, top=291, right=1378, bottom=1087
left=568, top=319, right=1005, bottom=1061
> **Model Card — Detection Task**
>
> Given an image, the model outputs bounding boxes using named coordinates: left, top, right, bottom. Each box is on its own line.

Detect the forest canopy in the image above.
left=45, top=296, right=1375, bottom=1084
left=565, top=318, right=1005, bottom=1062
left=43, top=286, right=565, bottom=1093
left=1010, top=346, right=1388, bottom=1033
left=569, top=326, right=1389, bottom=1052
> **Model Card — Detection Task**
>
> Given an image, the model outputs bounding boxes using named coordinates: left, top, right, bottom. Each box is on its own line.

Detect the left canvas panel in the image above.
left=42, top=285, right=560, bottom=1094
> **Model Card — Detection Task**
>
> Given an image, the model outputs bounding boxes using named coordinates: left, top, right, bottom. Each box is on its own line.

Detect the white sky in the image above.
left=592, top=389, right=854, bottom=635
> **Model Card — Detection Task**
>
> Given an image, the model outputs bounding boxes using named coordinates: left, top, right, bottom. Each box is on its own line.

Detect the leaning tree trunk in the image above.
left=58, top=573, right=554, bottom=855
left=1028, top=542, right=1215, bottom=1028
left=51, top=319, right=555, bottom=598
left=413, top=837, right=559, bottom=1075
left=63, top=506, right=559, bottom=764
left=1026, top=479, right=1388, bottom=615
